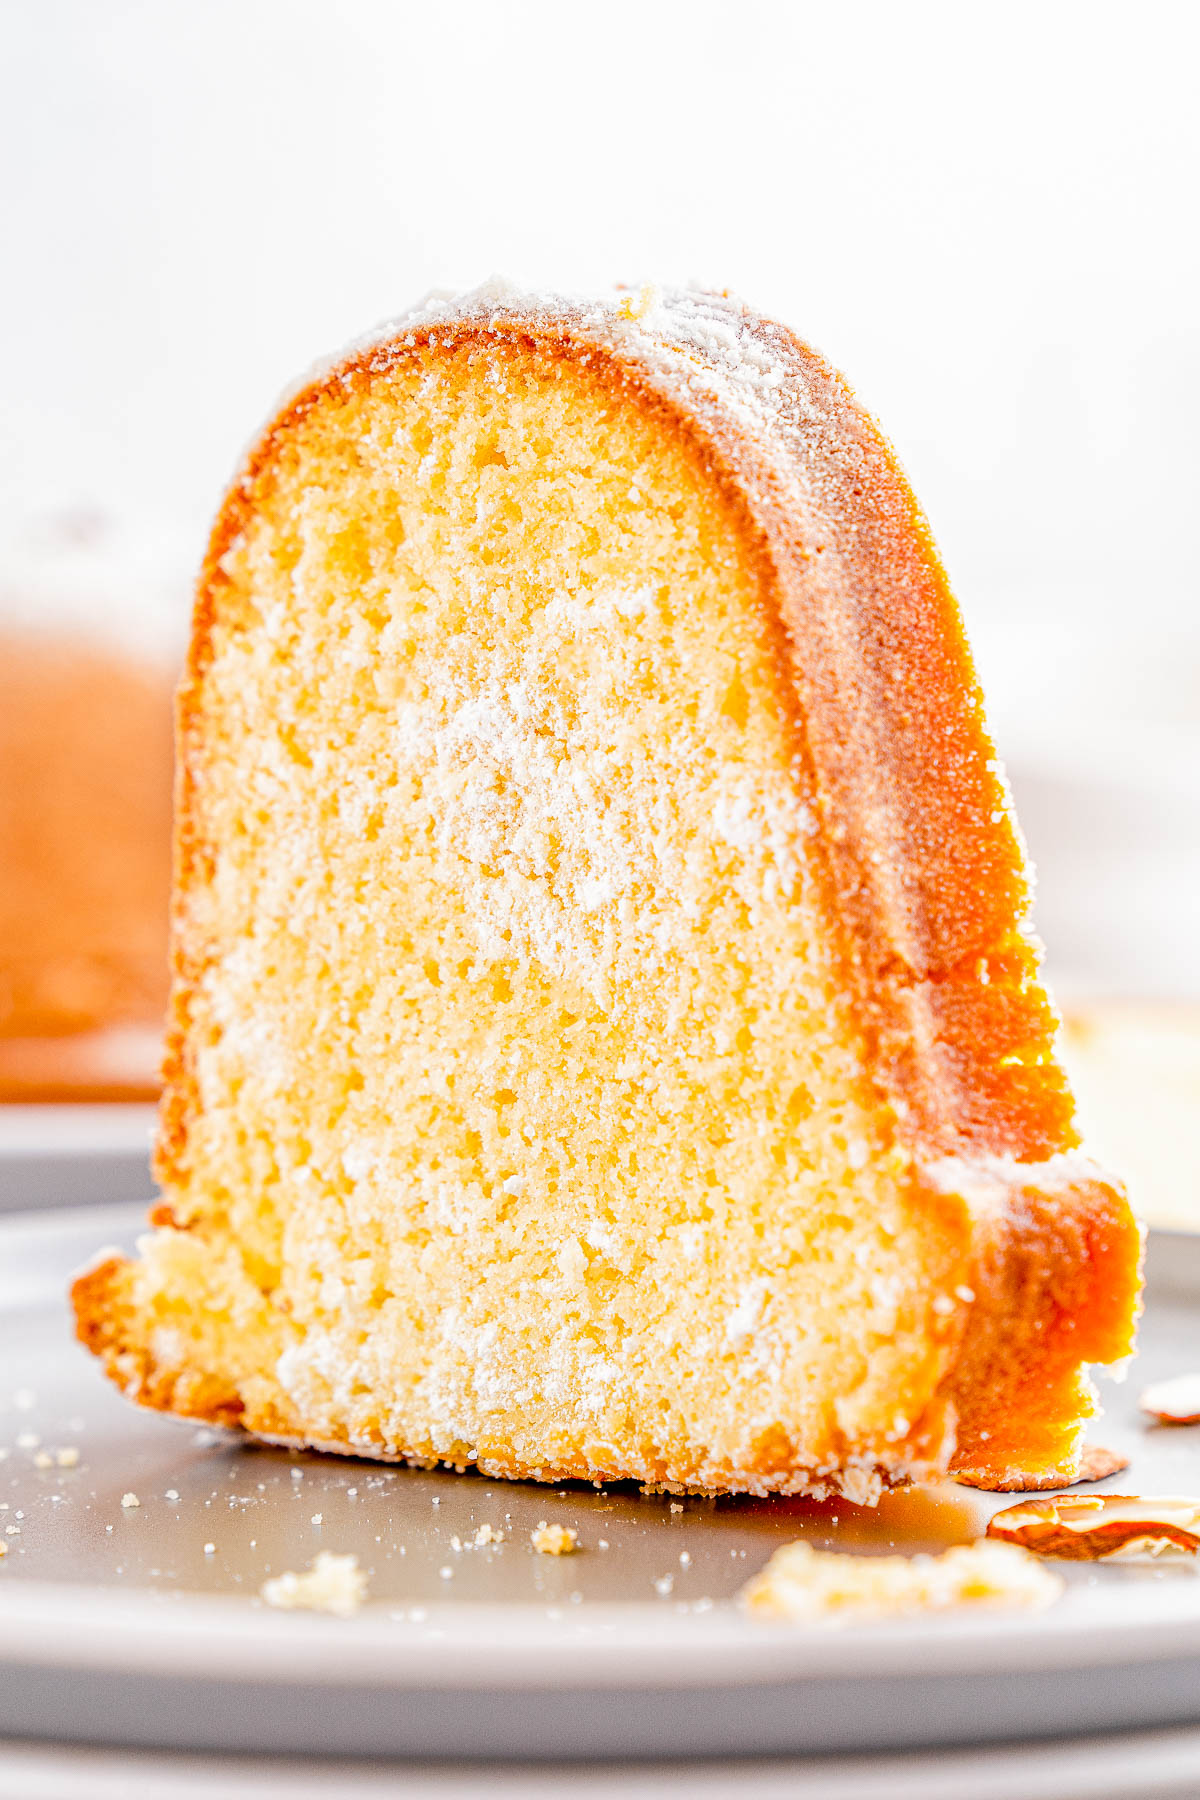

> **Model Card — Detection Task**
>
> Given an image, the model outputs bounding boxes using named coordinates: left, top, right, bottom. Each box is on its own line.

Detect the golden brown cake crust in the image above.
left=72, top=1255, right=247, bottom=1427
left=80, top=285, right=1140, bottom=1492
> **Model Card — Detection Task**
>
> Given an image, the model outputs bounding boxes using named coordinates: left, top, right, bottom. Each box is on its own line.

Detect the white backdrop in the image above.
left=4, top=0, right=1199, bottom=985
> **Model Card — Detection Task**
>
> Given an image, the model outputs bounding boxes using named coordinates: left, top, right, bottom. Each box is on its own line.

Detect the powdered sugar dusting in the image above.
left=264, top=281, right=817, bottom=524
left=376, top=595, right=814, bottom=1005
left=405, top=281, right=813, bottom=447
left=921, top=1149, right=1119, bottom=1202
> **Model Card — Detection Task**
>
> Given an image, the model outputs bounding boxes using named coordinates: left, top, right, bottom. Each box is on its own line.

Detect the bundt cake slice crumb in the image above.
left=72, top=284, right=1141, bottom=1497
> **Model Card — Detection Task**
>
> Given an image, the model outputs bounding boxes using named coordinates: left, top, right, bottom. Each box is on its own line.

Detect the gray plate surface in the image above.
left=0, top=1108, right=158, bottom=1212
left=0, top=1205, right=1199, bottom=1761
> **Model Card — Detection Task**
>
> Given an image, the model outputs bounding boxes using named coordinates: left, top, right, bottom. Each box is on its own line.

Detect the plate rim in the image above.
left=3, top=1201, right=1200, bottom=1700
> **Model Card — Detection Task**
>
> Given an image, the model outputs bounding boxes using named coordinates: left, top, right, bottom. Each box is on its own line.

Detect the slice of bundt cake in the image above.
left=73, top=284, right=1141, bottom=1499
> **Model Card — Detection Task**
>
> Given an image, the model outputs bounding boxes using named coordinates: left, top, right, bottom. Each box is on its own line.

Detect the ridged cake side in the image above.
left=73, top=286, right=1141, bottom=1495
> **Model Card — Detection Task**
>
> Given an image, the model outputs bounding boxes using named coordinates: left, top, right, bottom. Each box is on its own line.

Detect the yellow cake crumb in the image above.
left=120, top=1492, right=140, bottom=1509
left=473, top=1523, right=504, bottom=1546
left=617, top=281, right=662, bottom=322
left=56, top=1448, right=80, bottom=1468
left=531, top=1522, right=578, bottom=1556
left=260, top=1550, right=367, bottom=1616
left=740, top=1538, right=1062, bottom=1622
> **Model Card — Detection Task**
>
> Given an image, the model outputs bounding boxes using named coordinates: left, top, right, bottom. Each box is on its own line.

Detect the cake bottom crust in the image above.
left=247, top=1430, right=934, bottom=1506
left=71, top=1154, right=1140, bottom=1503
left=72, top=1252, right=954, bottom=1505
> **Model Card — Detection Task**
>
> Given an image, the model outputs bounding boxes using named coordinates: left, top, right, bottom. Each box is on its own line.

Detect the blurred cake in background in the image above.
left=0, top=510, right=184, bottom=1099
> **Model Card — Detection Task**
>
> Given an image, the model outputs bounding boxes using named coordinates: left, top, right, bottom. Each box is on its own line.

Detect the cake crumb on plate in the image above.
left=741, top=1539, right=1061, bottom=1622
left=260, top=1551, right=367, bottom=1616
left=531, top=1522, right=578, bottom=1555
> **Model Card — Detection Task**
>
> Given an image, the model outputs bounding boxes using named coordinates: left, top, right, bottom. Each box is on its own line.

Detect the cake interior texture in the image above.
left=76, top=303, right=1139, bottom=1498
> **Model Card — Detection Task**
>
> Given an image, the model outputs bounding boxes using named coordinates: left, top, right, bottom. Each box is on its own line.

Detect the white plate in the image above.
left=8, top=1723, right=1200, bottom=1800
left=0, top=1205, right=1199, bottom=1760
left=0, top=1107, right=157, bottom=1211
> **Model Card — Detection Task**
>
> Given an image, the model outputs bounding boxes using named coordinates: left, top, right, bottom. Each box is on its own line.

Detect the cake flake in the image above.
left=531, top=1522, right=578, bottom=1556
left=260, top=1550, right=367, bottom=1615
left=741, top=1539, right=1062, bottom=1622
